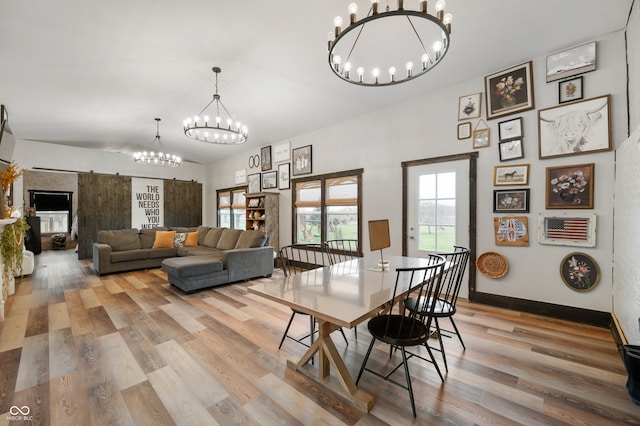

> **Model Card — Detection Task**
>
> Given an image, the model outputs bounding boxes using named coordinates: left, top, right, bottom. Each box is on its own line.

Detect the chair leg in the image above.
left=401, top=347, right=417, bottom=417
left=309, top=315, right=315, bottom=346
left=339, top=327, right=348, bottom=345
left=356, top=337, right=376, bottom=385
left=449, top=316, right=466, bottom=349
left=434, top=318, right=448, bottom=372
left=278, top=311, right=296, bottom=349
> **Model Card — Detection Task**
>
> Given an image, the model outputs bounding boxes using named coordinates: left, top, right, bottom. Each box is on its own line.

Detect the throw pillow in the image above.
left=152, top=230, right=176, bottom=248
left=185, top=231, right=199, bottom=247
left=173, top=232, right=188, bottom=248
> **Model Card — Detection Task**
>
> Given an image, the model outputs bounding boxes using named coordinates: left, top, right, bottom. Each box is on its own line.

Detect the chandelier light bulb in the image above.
left=334, top=16, right=343, bottom=37
left=333, top=55, right=342, bottom=72
left=435, top=0, right=446, bottom=11
left=372, top=67, right=380, bottom=84
left=344, top=61, right=352, bottom=79
left=419, top=0, right=427, bottom=13
left=389, top=66, right=396, bottom=82
left=433, top=40, right=443, bottom=52
left=443, top=13, right=452, bottom=33
left=348, top=3, right=358, bottom=24
left=371, top=0, right=379, bottom=14
left=421, top=53, right=429, bottom=69
left=194, top=115, right=199, bottom=124
left=204, top=115, right=210, bottom=124
left=406, top=61, right=414, bottom=77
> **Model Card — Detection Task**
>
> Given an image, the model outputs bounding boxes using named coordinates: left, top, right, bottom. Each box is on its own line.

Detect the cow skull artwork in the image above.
left=538, top=94, right=611, bottom=159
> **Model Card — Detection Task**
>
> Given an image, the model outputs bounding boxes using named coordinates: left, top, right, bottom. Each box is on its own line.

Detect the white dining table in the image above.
left=248, top=254, right=438, bottom=412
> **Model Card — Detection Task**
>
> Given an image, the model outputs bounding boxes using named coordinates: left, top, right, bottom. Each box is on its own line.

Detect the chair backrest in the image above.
left=325, top=239, right=360, bottom=264
left=437, top=246, right=470, bottom=306
left=380, top=254, right=447, bottom=340
left=279, top=243, right=331, bottom=276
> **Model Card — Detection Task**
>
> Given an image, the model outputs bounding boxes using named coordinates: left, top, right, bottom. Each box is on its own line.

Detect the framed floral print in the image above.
left=560, top=252, right=600, bottom=292
left=493, top=189, right=530, bottom=213
left=458, top=92, right=481, bottom=120
left=559, top=76, right=583, bottom=104
left=538, top=95, right=611, bottom=159
left=545, top=163, right=594, bottom=209
left=261, top=146, right=272, bottom=171
left=485, top=61, right=535, bottom=120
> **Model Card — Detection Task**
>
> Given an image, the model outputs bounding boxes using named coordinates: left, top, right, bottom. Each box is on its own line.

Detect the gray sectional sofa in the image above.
left=93, top=226, right=274, bottom=292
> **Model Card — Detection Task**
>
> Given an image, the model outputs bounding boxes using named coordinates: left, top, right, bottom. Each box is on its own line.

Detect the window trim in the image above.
left=292, top=168, right=363, bottom=246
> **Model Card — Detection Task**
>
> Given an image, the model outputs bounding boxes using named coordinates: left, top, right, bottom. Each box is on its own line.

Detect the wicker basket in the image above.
left=476, top=251, right=508, bottom=279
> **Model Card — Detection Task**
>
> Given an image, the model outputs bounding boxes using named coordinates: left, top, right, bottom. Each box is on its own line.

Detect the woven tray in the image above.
left=476, top=251, right=508, bottom=279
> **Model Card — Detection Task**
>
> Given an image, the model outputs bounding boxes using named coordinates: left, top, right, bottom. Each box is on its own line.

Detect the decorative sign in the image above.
left=493, top=216, right=529, bottom=246
left=132, top=178, right=163, bottom=229
left=273, top=141, right=290, bottom=163
left=235, top=169, right=247, bottom=185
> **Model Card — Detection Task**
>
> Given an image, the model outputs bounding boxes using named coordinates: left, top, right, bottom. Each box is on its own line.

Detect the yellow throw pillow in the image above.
left=152, top=230, right=176, bottom=248
left=184, top=231, right=199, bottom=247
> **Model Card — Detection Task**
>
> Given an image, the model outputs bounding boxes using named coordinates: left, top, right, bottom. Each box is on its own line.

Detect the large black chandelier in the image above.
left=328, top=0, right=452, bottom=87
left=133, top=118, right=181, bottom=167
left=183, top=67, right=248, bottom=144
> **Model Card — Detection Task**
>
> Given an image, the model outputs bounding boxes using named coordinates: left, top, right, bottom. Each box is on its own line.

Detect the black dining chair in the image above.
left=356, top=254, right=447, bottom=417
left=325, top=239, right=360, bottom=264
left=403, top=246, right=470, bottom=373
left=278, top=243, right=347, bottom=349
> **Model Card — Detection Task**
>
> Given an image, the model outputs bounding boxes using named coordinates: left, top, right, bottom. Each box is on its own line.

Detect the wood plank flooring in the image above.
left=1, top=249, right=639, bottom=425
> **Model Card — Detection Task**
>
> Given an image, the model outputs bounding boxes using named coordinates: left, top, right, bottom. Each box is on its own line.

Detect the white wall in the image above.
left=205, top=31, right=628, bottom=314
left=12, top=139, right=206, bottom=210
left=629, top=0, right=640, bottom=131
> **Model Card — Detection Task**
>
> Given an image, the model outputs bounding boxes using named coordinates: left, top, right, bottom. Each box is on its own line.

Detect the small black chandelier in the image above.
left=134, top=118, right=181, bottom=167
left=328, top=0, right=452, bottom=87
left=183, top=67, right=248, bottom=144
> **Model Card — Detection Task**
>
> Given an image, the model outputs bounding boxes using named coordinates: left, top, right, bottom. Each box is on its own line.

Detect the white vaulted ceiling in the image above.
left=0, top=0, right=632, bottom=164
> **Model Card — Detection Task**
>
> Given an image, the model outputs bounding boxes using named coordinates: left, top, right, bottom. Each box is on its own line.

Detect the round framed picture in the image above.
left=560, top=252, right=600, bottom=292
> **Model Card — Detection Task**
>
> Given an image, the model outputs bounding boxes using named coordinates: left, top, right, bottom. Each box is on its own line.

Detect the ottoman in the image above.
left=161, top=255, right=229, bottom=293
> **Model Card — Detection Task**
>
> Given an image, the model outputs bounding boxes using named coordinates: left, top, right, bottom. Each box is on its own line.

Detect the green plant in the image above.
left=1, top=217, right=29, bottom=301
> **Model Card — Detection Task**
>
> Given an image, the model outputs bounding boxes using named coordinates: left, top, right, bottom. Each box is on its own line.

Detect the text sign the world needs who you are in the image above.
left=132, top=178, right=164, bottom=229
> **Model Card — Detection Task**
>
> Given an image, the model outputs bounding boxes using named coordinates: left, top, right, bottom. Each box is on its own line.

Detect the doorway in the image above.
left=402, top=153, right=478, bottom=300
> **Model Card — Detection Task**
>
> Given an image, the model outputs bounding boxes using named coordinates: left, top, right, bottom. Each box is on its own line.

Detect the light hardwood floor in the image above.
left=1, top=249, right=638, bottom=425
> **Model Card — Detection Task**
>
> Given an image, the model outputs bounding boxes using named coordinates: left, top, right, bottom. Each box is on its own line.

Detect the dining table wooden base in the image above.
left=286, top=319, right=375, bottom=412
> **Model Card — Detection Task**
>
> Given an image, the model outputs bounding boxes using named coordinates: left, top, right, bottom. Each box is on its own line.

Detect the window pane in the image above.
left=419, top=200, right=436, bottom=226
left=326, top=206, right=358, bottom=240
left=419, top=174, right=436, bottom=199
left=295, top=180, right=321, bottom=207
left=219, top=211, right=231, bottom=228
left=296, top=207, right=321, bottom=243
left=436, top=199, right=456, bottom=226
left=39, top=211, right=69, bottom=233
left=437, top=172, right=456, bottom=198
left=326, top=176, right=358, bottom=205
left=232, top=209, right=246, bottom=230
left=232, top=191, right=246, bottom=209
left=218, top=192, right=231, bottom=208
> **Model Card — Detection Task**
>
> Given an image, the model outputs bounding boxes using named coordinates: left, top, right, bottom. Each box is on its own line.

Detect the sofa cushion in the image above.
left=216, top=229, right=242, bottom=250
left=235, top=230, right=268, bottom=249
left=196, top=226, right=212, bottom=245
left=162, top=256, right=224, bottom=278
left=173, top=232, right=198, bottom=248
left=97, top=229, right=141, bottom=252
left=139, top=227, right=167, bottom=249
left=111, top=249, right=148, bottom=263
left=202, top=227, right=225, bottom=248
left=153, top=230, right=176, bottom=248
left=147, top=247, right=178, bottom=259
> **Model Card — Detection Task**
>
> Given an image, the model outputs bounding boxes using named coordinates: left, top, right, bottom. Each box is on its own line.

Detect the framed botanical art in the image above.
left=494, top=164, right=529, bottom=186
left=493, top=189, right=530, bottom=213
left=458, top=92, right=481, bottom=120
left=260, top=146, right=272, bottom=171
left=493, top=215, right=529, bottom=246
left=546, top=41, right=596, bottom=83
left=498, top=117, right=522, bottom=141
left=559, top=76, right=583, bottom=104
left=498, top=139, right=524, bottom=161
left=457, top=122, right=471, bottom=140
left=559, top=252, right=600, bottom=292
left=538, top=94, right=611, bottom=159
left=545, top=163, right=594, bottom=209
left=472, top=127, right=490, bottom=149
left=538, top=212, right=597, bottom=247
left=292, top=145, right=312, bottom=176
left=278, top=162, right=290, bottom=190
left=484, top=61, right=535, bottom=120
left=247, top=173, right=261, bottom=193
left=261, top=171, right=277, bottom=189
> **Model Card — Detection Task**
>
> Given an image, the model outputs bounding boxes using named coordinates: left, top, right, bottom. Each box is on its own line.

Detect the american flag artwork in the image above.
left=545, top=217, right=589, bottom=240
